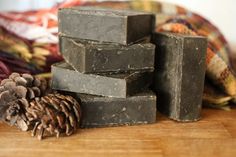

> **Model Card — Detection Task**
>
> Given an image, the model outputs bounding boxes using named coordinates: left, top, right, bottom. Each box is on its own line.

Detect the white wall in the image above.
left=0, top=0, right=64, bottom=11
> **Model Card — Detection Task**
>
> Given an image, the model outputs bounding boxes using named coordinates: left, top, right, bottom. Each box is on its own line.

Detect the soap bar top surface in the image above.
left=67, top=7, right=152, bottom=16
left=51, top=62, right=153, bottom=98
left=76, top=91, right=157, bottom=128
left=58, top=7, right=155, bottom=45
left=60, top=36, right=155, bottom=73
left=152, top=32, right=207, bottom=122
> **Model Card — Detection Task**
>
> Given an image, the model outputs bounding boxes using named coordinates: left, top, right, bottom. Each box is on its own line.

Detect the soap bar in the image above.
left=51, top=62, right=153, bottom=98
left=152, top=32, right=207, bottom=122
left=58, top=7, right=155, bottom=45
left=75, top=91, right=156, bottom=128
left=60, top=36, right=155, bottom=73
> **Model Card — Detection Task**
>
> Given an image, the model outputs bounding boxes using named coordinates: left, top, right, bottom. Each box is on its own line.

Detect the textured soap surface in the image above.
left=51, top=62, right=153, bottom=98
left=58, top=7, right=155, bottom=45
left=60, top=36, right=155, bottom=73
left=152, top=32, right=207, bottom=122
left=75, top=91, right=156, bottom=128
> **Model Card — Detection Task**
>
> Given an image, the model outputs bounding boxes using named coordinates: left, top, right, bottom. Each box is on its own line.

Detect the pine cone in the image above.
left=4, top=93, right=81, bottom=140
left=0, top=72, right=48, bottom=124
left=28, top=93, right=81, bottom=140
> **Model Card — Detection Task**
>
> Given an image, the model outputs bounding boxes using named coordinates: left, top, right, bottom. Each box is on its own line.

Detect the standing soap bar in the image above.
left=60, top=36, right=155, bottom=73
left=76, top=91, right=157, bottom=128
left=58, top=7, right=155, bottom=45
left=51, top=62, right=153, bottom=98
left=152, top=32, right=207, bottom=122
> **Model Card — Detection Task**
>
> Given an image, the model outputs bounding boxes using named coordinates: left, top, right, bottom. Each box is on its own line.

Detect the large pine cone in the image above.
left=5, top=93, right=81, bottom=140
left=0, top=73, right=48, bottom=124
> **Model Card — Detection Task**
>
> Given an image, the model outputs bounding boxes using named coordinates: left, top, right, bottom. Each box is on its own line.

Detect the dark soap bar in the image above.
left=75, top=91, right=156, bottom=128
left=58, top=7, right=155, bottom=45
left=152, top=32, right=207, bottom=122
left=51, top=62, right=153, bottom=98
left=60, top=36, right=155, bottom=73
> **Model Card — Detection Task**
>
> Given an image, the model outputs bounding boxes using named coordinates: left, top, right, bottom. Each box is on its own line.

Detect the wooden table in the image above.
left=0, top=108, right=236, bottom=157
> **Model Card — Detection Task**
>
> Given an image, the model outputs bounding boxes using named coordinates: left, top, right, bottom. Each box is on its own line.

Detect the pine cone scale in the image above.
left=73, top=105, right=81, bottom=124
left=65, top=122, right=73, bottom=136
left=60, top=102, right=70, bottom=117
left=16, top=119, right=28, bottom=131
left=57, top=113, right=66, bottom=129
left=45, top=107, right=57, bottom=122
left=0, top=79, right=12, bottom=86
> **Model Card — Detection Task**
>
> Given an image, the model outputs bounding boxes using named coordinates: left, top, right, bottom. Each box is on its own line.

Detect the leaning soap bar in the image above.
left=51, top=62, right=153, bottom=98
left=58, top=7, right=155, bottom=45
left=76, top=91, right=156, bottom=128
left=60, top=36, right=155, bottom=73
left=152, top=32, right=207, bottom=122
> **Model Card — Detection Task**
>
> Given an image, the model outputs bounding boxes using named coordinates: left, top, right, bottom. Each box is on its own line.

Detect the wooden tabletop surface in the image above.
left=0, top=107, right=236, bottom=157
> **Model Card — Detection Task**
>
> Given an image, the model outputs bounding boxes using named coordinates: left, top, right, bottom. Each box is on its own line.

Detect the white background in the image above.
left=0, top=0, right=235, bottom=52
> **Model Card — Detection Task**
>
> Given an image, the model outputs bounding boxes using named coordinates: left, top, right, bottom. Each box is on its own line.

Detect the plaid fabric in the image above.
left=0, top=0, right=235, bottom=108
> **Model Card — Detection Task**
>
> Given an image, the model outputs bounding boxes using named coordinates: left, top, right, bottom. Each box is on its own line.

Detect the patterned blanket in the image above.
left=0, top=0, right=235, bottom=109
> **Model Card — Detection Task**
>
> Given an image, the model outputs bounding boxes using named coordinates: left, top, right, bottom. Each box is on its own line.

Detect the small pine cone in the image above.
left=26, top=93, right=81, bottom=140
left=0, top=72, right=48, bottom=123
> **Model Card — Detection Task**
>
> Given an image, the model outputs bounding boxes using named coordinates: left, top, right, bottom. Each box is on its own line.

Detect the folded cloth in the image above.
left=0, top=0, right=235, bottom=109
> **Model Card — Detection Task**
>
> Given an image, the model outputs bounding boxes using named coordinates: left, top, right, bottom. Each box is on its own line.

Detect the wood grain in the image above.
left=0, top=108, right=236, bottom=157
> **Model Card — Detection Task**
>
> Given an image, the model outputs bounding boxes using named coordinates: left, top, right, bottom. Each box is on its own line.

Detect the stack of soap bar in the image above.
left=52, top=7, right=157, bottom=128
left=152, top=32, right=207, bottom=122
left=60, top=36, right=155, bottom=73
left=58, top=7, right=155, bottom=45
